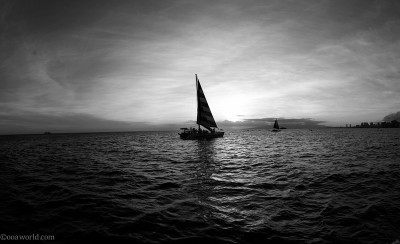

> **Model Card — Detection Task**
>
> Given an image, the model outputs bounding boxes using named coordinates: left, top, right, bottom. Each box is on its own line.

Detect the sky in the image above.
left=1, top=0, right=400, bottom=134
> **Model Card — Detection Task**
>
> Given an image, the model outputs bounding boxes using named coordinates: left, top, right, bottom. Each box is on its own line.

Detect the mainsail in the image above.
left=178, top=74, right=224, bottom=140
left=196, top=75, right=218, bottom=131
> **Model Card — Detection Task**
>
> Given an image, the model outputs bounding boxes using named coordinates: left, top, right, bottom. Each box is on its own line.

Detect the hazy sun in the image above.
left=216, top=96, right=246, bottom=122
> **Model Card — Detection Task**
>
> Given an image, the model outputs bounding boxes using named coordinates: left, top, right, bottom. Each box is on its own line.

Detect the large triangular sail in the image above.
left=196, top=75, right=218, bottom=131
left=178, top=74, right=224, bottom=139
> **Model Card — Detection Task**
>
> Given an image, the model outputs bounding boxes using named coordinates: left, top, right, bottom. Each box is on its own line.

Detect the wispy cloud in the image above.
left=383, top=111, right=400, bottom=122
left=1, top=0, right=400, bottom=133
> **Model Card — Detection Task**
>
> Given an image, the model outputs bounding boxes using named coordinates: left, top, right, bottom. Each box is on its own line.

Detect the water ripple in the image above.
left=1, top=129, right=400, bottom=243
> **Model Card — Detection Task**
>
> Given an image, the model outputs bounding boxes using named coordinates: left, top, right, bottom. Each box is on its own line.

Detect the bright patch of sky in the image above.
left=1, top=0, right=400, bottom=133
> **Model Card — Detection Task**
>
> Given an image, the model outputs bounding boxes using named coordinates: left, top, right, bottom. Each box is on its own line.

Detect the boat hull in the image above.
left=179, top=131, right=224, bottom=140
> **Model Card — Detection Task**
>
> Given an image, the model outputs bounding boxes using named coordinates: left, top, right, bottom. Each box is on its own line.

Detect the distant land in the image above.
left=344, top=111, right=400, bottom=128
left=345, top=120, right=399, bottom=128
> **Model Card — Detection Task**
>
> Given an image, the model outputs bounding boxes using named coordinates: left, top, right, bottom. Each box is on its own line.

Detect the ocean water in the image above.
left=1, top=128, right=400, bottom=243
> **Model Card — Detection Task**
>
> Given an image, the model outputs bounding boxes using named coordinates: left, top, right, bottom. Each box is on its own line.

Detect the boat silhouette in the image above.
left=272, top=118, right=281, bottom=132
left=179, top=74, right=224, bottom=140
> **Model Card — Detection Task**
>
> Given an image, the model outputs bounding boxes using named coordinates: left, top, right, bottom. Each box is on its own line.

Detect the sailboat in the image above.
left=272, top=118, right=281, bottom=132
left=179, top=74, right=224, bottom=140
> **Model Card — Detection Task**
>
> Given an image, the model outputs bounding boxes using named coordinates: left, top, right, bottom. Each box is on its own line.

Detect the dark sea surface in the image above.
left=1, top=128, right=400, bottom=243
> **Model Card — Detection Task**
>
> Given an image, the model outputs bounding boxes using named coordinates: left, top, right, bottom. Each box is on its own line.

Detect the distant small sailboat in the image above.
left=272, top=118, right=281, bottom=132
left=179, top=74, right=224, bottom=140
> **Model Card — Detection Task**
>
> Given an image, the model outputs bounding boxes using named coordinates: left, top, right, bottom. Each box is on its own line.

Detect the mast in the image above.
left=196, top=74, right=200, bottom=131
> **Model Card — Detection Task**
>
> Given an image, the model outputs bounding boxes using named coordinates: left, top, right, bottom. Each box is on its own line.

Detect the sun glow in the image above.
left=216, top=96, right=247, bottom=122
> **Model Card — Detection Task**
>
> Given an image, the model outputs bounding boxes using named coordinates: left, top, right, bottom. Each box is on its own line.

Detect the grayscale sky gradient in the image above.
left=1, top=0, right=400, bottom=134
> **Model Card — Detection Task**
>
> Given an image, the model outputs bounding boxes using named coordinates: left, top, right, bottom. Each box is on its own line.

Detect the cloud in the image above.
left=1, top=0, right=400, bottom=133
left=383, top=111, right=400, bottom=122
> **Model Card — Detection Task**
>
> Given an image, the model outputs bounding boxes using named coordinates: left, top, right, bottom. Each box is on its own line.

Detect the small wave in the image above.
left=165, top=236, right=235, bottom=244
left=356, top=202, right=388, bottom=220
left=157, top=182, right=181, bottom=190
left=299, top=153, right=316, bottom=158
left=294, top=184, right=306, bottom=190
left=320, top=203, right=353, bottom=218
left=248, top=182, right=276, bottom=189
left=271, top=209, right=299, bottom=222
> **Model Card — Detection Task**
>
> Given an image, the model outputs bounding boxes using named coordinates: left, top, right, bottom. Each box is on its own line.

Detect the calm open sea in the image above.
left=1, top=128, right=400, bottom=243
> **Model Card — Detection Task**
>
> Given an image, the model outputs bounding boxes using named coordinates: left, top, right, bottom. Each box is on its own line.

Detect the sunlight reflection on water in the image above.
left=0, top=129, right=400, bottom=243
